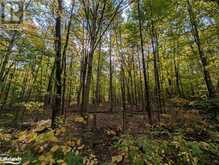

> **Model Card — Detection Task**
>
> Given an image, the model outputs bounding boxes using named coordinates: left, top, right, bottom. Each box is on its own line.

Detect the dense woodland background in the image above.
left=0, top=0, right=219, bottom=164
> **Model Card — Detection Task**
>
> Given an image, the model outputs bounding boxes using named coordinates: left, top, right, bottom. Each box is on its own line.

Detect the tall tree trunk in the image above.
left=80, top=51, right=88, bottom=113
left=0, top=32, right=16, bottom=82
left=137, top=0, right=152, bottom=124
left=173, top=44, right=183, bottom=97
left=61, top=2, right=74, bottom=115
left=77, top=54, right=85, bottom=106
left=51, top=0, right=62, bottom=128
left=1, top=67, right=15, bottom=110
left=109, top=32, right=114, bottom=111
left=67, top=56, right=74, bottom=108
left=131, top=49, right=138, bottom=106
left=137, top=45, right=144, bottom=109
left=26, top=62, right=41, bottom=101
left=118, top=31, right=127, bottom=132
left=95, top=42, right=102, bottom=105
left=77, top=21, right=86, bottom=106
left=151, top=21, right=162, bottom=120
left=127, top=52, right=135, bottom=106
left=20, top=70, right=29, bottom=101
left=187, top=0, right=215, bottom=97
left=46, top=62, right=55, bottom=106
left=81, top=44, right=95, bottom=113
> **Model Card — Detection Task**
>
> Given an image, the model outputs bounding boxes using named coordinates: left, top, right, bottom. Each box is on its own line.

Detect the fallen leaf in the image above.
left=50, top=145, right=60, bottom=152
left=112, top=155, right=123, bottom=163
left=73, top=116, right=87, bottom=124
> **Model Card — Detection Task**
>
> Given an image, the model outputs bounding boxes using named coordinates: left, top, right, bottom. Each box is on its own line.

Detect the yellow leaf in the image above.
left=18, top=131, right=27, bottom=141
left=65, top=140, right=76, bottom=147
left=76, top=139, right=81, bottom=145
left=57, top=160, right=67, bottom=165
left=57, top=160, right=64, bottom=163
left=34, top=120, right=51, bottom=132
left=23, top=161, right=30, bottom=165
left=50, top=145, right=60, bottom=152
left=90, top=154, right=96, bottom=158
left=200, top=142, right=209, bottom=150
left=36, top=131, right=58, bottom=143
left=27, top=132, right=38, bottom=143
left=62, top=146, right=71, bottom=155
left=17, top=131, right=37, bottom=143
left=73, top=116, right=87, bottom=124
left=77, top=144, right=85, bottom=150
left=0, top=132, right=11, bottom=141
left=55, top=127, right=66, bottom=136
left=112, top=155, right=123, bottom=163
left=106, top=129, right=116, bottom=136
left=37, top=146, right=44, bottom=153
left=39, top=155, right=46, bottom=161
left=71, top=137, right=81, bottom=145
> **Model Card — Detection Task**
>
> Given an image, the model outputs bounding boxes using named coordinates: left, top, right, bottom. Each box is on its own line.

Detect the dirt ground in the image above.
left=0, top=103, right=169, bottom=164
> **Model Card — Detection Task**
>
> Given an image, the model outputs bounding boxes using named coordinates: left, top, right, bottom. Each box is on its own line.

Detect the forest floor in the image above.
left=0, top=104, right=158, bottom=162
left=0, top=98, right=219, bottom=164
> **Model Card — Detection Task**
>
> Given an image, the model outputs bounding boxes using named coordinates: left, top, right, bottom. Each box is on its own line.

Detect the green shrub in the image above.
left=115, top=135, right=219, bottom=165
left=23, top=101, right=44, bottom=113
left=189, top=97, right=219, bottom=120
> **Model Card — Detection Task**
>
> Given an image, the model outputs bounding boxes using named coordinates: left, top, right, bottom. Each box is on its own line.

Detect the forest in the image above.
left=0, top=0, right=219, bottom=164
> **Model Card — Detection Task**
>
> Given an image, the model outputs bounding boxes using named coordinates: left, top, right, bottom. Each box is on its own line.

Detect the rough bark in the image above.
left=51, top=0, right=62, bottom=128
left=187, top=0, right=215, bottom=98
left=61, top=2, right=74, bottom=115
left=137, top=0, right=152, bottom=124
left=109, top=32, right=114, bottom=111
